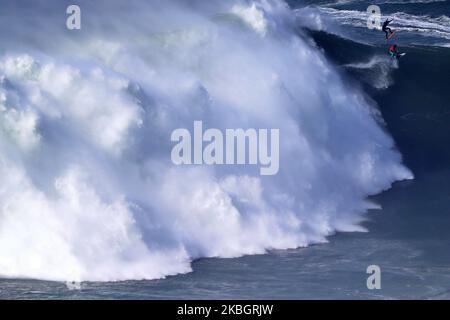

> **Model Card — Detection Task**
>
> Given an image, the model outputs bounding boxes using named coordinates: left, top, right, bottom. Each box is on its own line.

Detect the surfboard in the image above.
left=386, top=31, right=397, bottom=40
left=392, top=53, right=406, bottom=60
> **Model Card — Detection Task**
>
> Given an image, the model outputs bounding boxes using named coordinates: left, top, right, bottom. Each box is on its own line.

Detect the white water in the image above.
left=0, top=0, right=412, bottom=282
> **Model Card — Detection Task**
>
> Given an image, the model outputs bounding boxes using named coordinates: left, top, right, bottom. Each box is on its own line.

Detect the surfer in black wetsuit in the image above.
left=382, top=18, right=394, bottom=39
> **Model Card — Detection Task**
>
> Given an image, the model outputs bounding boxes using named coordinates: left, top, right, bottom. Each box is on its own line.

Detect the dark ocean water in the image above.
left=1, top=0, right=449, bottom=299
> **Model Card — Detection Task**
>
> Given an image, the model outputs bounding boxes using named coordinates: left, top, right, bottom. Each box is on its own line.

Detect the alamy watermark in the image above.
left=66, top=5, right=81, bottom=30
left=171, top=121, right=280, bottom=176
left=367, top=5, right=382, bottom=30
left=366, top=265, right=381, bottom=290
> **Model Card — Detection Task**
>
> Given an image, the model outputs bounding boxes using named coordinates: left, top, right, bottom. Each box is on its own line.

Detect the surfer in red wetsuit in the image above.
left=389, top=44, right=401, bottom=59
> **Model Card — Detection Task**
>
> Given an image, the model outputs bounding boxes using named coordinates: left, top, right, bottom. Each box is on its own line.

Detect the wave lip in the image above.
left=0, top=0, right=412, bottom=282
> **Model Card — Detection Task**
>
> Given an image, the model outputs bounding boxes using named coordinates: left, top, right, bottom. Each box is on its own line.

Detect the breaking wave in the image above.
left=0, top=0, right=412, bottom=282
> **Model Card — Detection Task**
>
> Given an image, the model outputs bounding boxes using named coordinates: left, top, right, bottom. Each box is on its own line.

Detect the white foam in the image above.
left=232, top=3, right=269, bottom=36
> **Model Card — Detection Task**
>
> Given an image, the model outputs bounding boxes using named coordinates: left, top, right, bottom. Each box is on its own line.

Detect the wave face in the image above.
left=0, top=0, right=412, bottom=282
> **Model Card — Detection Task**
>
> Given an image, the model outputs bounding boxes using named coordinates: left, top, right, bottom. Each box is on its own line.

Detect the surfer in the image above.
left=382, top=18, right=394, bottom=39
left=389, top=44, right=404, bottom=59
